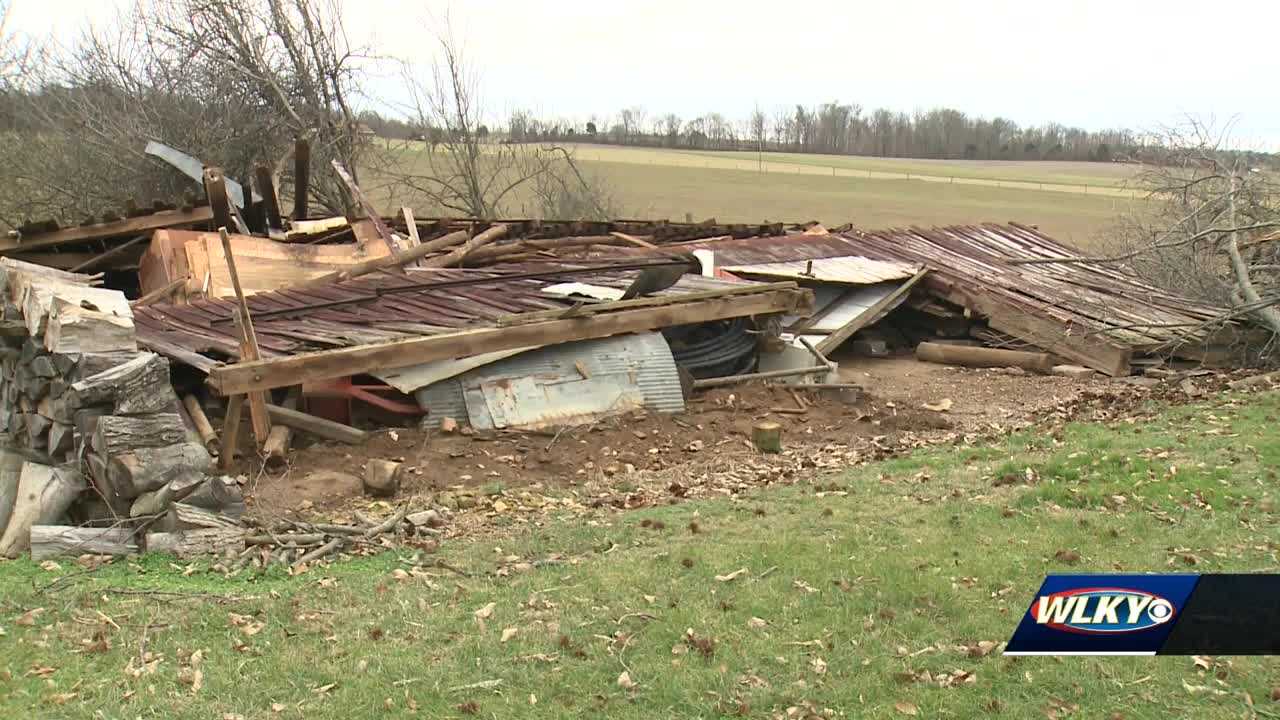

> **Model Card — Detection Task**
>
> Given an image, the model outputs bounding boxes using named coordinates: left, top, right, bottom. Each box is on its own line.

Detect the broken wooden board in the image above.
left=152, top=228, right=389, bottom=298
left=2, top=207, right=214, bottom=255
left=207, top=286, right=812, bottom=395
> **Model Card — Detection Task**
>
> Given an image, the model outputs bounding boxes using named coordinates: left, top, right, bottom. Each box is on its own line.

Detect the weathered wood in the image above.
left=26, top=413, right=52, bottom=448
left=30, top=525, right=138, bottom=560
left=69, top=233, right=151, bottom=274
left=92, top=413, right=186, bottom=456
left=45, top=305, right=137, bottom=354
left=182, top=478, right=245, bottom=518
left=815, top=269, right=930, bottom=355
left=915, top=341, right=1054, bottom=372
left=0, top=207, right=214, bottom=255
left=265, top=404, right=367, bottom=444
left=208, top=287, right=813, bottom=395
left=182, top=394, right=220, bottom=455
left=145, top=527, right=243, bottom=558
left=0, top=463, right=85, bottom=557
left=202, top=167, right=248, bottom=235
left=220, top=394, right=244, bottom=472
left=292, top=138, right=310, bottom=220
left=331, top=160, right=405, bottom=254
left=107, top=442, right=211, bottom=499
left=129, top=474, right=204, bottom=518
left=219, top=228, right=272, bottom=444
left=0, top=449, right=25, bottom=538
left=419, top=224, right=509, bottom=269
left=363, top=459, right=402, bottom=497
left=171, top=502, right=244, bottom=530
left=73, top=351, right=137, bottom=380
left=309, top=230, right=469, bottom=285
left=69, top=352, right=172, bottom=414
left=130, top=278, right=186, bottom=308
left=262, top=388, right=299, bottom=472
left=751, top=421, right=782, bottom=454
left=254, top=165, right=284, bottom=232
left=47, top=422, right=74, bottom=456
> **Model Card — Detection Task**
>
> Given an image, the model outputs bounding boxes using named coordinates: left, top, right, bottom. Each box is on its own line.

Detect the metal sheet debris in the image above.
left=416, top=332, right=684, bottom=430
left=722, top=256, right=920, bottom=285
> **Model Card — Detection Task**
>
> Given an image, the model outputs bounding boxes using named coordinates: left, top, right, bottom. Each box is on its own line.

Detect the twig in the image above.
left=291, top=537, right=345, bottom=568
left=362, top=505, right=409, bottom=538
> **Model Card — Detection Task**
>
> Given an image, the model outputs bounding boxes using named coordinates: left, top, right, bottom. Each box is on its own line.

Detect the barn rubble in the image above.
left=0, top=156, right=1263, bottom=562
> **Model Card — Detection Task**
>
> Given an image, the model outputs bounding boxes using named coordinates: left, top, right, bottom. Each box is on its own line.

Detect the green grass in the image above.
left=3, top=391, right=1277, bottom=718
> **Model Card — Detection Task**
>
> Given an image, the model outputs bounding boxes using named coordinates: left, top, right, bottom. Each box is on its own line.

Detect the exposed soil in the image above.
left=242, top=353, right=1130, bottom=519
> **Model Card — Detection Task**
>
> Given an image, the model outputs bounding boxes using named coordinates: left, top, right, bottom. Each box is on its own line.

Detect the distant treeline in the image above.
left=358, top=103, right=1280, bottom=168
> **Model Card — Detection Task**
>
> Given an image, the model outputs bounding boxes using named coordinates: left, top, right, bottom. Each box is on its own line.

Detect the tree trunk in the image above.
left=915, top=341, right=1054, bottom=372
left=145, top=527, right=243, bottom=559
left=0, top=463, right=85, bottom=557
left=30, top=525, right=138, bottom=560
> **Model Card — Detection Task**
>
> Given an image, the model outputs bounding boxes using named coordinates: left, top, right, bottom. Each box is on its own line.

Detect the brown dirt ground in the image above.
left=240, top=353, right=1122, bottom=520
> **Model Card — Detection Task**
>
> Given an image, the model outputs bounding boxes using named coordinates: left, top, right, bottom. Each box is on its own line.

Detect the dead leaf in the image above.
left=922, top=398, right=953, bottom=412
left=810, top=657, right=827, bottom=675
left=46, top=692, right=77, bottom=705
left=474, top=602, right=496, bottom=621
left=271, top=702, right=285, bottom=713
left=1192, top=655, right=1212, bottom=671
left=617, top=671, right=636, bottom=690
left=39, top=560, right=61, bottom=572
left=894, top=700, right=919, bottom=715
left=313, top=683, right=337, bottom=694
left=715, top=568, right=748, bottom=582
left=1053, top=549, right=1081, bottom=564
left=747, top=617, right=768, bottom=630
left=501, top=627, right=518, bottom=643
left=15, top=608, right=45, bottom=626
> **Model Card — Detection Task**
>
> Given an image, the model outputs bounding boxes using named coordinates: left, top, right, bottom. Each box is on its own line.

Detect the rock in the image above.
left=406, top=509, right=446, bottom=528
left=1051, top=364, right=1098, bottom=379
left=439, top=416, right=458, bottom=433
left=363, top=459, right=402, bottom=498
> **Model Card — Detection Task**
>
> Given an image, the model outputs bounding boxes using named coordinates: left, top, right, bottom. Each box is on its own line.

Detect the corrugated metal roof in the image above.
left=722, top=256, right=919, bottom=285
left=132, top=262, right=762, bottom=373
left=799, top=283, right=905, bottom=333
left=600, top=234, right=866, bottom=266
left=415, top=332, right=684, bottom=429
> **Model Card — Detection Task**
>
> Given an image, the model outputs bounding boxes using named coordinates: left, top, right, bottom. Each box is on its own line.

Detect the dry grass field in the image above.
left=374, top=143, right=1143, bottom=248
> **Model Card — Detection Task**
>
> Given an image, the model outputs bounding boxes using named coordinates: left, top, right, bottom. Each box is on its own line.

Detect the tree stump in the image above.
left=363, top=459, right=402, bottom=497
left=751, top=421, right=782, bottom=454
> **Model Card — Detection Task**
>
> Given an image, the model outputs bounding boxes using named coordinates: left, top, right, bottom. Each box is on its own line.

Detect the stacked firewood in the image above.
left=0, top=259, right=243, bottom=558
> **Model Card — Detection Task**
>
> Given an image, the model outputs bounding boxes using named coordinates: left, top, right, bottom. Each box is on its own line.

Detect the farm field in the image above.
left=375, top=144, right=1141, bottom=247
left=2, top=390, right=1276, bottom=719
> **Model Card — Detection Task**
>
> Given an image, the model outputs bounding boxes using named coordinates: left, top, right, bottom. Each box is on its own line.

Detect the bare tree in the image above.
left=386, top=32, right=615, bottom=220
left=0, top=0, right=370, bottom=228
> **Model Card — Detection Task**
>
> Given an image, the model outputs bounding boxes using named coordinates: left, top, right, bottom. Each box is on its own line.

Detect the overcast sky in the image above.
left=12, top=0, right=1280, bottom=149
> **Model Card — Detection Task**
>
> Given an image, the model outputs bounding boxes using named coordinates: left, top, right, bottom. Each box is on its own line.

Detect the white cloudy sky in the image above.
left=11, top=0, right=1280, bottom=149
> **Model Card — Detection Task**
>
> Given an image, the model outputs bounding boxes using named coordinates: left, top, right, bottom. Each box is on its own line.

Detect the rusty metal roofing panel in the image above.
left=721, top=256, right=919, bottom=285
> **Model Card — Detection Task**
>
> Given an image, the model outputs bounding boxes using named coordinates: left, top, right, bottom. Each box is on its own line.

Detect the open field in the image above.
left=3, top=390, right=1277, bottom=719
left=375, top=145, right=1140, bottom=247
left=565, top=144, right=1142, bottom=194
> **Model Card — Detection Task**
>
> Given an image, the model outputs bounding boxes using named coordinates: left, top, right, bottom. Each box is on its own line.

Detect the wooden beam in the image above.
left=202, top=168, right=249, bottom=235
left=916, top=341, right=1054, bottom=372
left=331, top=160, right=403, bottom=254
left=959, top=291, right=1132, bottom=376
left=292, top=138, right=310, bottom=220
left=815, top=268, right=929, bottom=355
left=254, top=165, right=284, bottom=232
left=69, top=233, right=151, bottom=273
left=220, top=394, right=244, bottom=471
left=131, top=278, right=186, bottom=308
left=219, top=228, right=272, bottom=443
left=1, top=207, right=213, bottom=255
left=265, top=404, right=367, bottom=444
left=208, top=287, right=812, bottom=396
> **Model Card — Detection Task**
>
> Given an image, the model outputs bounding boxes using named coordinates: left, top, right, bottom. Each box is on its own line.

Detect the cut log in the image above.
left=170, top=502, right=244, bottom=530
left=0, top=449, right=25, bottom=538
left=69, top=353, right=172, bottom=414
left=915, top=341, right=1054, bottom=372
left=107, top=442, right=212, bottom=498
left=262, top=388, right=299, bottom=472
left=47, top=422, right=74, bottom=456
left=363, top=459, right=402, bottom=497
left=72, top=351, right=138, bottom=380
left=182, top=476, right=246, bottom=518
left=265, top=404, right=367, bottom=444
left=30, top=525, right=137, bottom=560
left=92, top=413, right=186, bottom=456
left=220, top=394, right=244, bottom=471
left=181, top=394, right=220, bottom=455
left=406, top=509, right=445, bottom=529
left=751, top=421, right=782, bottom=454
left=44, top=304, right=137, bottom=354
left=0, top=463, right=85, bottom=557
left=145, top=527, right=243, bottom=558
left=129, top=474, right=204, bottom=518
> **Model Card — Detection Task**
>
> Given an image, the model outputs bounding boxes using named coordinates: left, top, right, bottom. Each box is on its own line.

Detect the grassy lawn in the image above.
left=4, top=391, right=1277, bottom=719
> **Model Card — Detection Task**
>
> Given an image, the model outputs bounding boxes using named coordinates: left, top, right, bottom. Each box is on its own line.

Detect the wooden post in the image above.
left=220, top=394, right=245, bottom=472
left=751, top=421, right=782, bottom=453
left=219, top=227, right=272, bottom=444
left=262, top=388, right=299, bottom=472
left=254, top=165, right=284, bottom=233
left=202, top=168, right=250, bottom=235
left=292, top=138, right=310, bottom=220
left=915, top=341, right=1054, bottom=372
left=182, top=394, right=220, bottom=456
left=402, top=208, right=421, bottom=251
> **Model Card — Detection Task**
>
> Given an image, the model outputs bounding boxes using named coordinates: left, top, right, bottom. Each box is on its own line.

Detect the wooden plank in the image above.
left=1, top=207, right=214, bottom=255
left=178, top=230, right=389, bottom=300
left=331, top=160, right=404, bottom=254
left=265, top=404, right=367, bottom=444
left=970, top=294, right=1132, bottom=376
left=254, top=165, right=284, bottom=232
left=220, top=394, right=244, bottom=471
left=208, top=287, right=811, bottom=395
left=815, top=268, right=929, bottom=355
left=202, top=168, right=249, bottom=236
left=219, top=229, right=272, bottom=444
left=293, top=138, right=310, bottom=220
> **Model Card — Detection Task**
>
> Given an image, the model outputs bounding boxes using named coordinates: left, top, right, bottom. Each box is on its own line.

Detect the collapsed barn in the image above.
left=0, top=157, right=1259, bottom=562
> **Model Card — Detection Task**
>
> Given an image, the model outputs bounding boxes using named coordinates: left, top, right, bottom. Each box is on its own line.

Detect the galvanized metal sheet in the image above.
left=468, top=373, right=644, bottom=430
left=416, top=332, right=684, bottom=428
left=804, top=283, right=904, bottom=333
left=722, top=256, right=919, bottom=285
